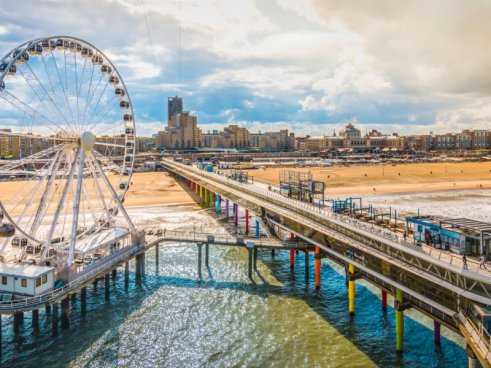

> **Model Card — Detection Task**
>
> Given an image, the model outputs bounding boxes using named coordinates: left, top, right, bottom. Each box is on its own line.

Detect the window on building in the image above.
left=1, top=276, right=6, bottom=285
left=21, top=278, right=27, bottom=287
left=42, top=274, right=47, bottom=284
left=36, top=277, right=41, bottom=287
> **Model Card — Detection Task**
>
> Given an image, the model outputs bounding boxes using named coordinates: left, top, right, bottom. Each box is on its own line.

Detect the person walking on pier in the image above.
left=462, top=254, right=468, bottom=270
left=479, top=254, right=487, bottom=270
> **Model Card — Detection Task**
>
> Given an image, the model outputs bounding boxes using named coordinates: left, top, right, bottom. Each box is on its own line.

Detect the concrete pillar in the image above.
left=245, top=209, right=249, bottom=234
left=45, top=304, right=51, bottom=315
left=205, top=243, right=209, bottom=268
left=255, top=220, right=260, bottom=239
left=225, top=199, right=229, bottom=218
left=305, top=251, right=309, bottom=284
left=434, top=320, right=441, bottom=344
left=93, top=279, right=98, bottom=292
left=197, top=243, right=202, bottom=282
left=52, top=303, right=59, bottom=337
left=382, top=290, right=388, bottom=310
left=395, top=288, right=404, bottom=352
left=271, top=249, right=275, bottom=258
left=81, top=287, right=87, bottom=317
left=105, top=273, right=110, bottom=301
left=124, top=261, right=129, bottom=290
left=112, top=268, right=117, bottom=281
left=348, top=264, right=355, bottom=316
left=61, top=297, right=70, bottom=329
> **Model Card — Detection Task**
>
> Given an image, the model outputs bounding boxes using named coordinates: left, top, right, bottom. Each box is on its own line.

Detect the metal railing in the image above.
left=457, top=310, right=491, bottom=364
left=167, top=160, right=490, bottom=276
left=0, top=242, right=144, bottom=311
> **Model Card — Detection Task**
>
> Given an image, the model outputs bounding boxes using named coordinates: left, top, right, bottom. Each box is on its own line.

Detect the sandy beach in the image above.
left=248, top=161, right=491, bottom=195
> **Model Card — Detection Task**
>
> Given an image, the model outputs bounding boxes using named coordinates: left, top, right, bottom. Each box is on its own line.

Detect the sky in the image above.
left=0, top=0, right=490, bottom=137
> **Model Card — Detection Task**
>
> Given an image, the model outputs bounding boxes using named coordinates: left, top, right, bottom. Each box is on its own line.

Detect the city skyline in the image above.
left=0, top=1, right=490, bottom=137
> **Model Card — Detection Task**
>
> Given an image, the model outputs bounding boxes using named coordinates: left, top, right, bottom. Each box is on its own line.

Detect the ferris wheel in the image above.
left=0, top=36, right=137, bottom=267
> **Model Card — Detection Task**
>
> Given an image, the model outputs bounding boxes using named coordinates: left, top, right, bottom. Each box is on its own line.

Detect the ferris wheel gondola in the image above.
left=0, top=36, right=137, bottom=267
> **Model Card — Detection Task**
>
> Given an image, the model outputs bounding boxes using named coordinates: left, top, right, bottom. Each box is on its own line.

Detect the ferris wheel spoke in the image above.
left=40, top=146, right=80, bottom=262
left=0, top=90, right=62, bottom=129
left=27, top=147, right=67, bottom=237
left=7, top=151, right=63, bottom=222
left=94, top=141, right=126, bottom=148
left=83, top=85, right=113, bottom=130
left=49, top=49, right=77, bottom=132
left=80, top=63, right=97, bottom=132
left=19, top=62, right=74, bottom=133
left=81, top=74, right=104, bottom=128
left=76, top=57, right=88, bottom=127
left=87, top=154, right=111, bottom=222
left=67, top=148, right=85, bottom=267
left=0, top=143, right=66, bottom=172
left=91, top=151, right=136, bottom=232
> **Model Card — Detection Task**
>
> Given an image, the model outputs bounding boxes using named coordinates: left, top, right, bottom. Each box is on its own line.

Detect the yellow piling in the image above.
left=396, top=288, right=404, bottom=352
left=348, top=263, right=355, bottom=315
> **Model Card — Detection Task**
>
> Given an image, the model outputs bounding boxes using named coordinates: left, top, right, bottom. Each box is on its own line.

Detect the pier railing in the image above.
left=457, top=310, right=491, bottom=365
left=0, top=242, right=144, bottom=311
left=167, top=160, right=488, bottom=276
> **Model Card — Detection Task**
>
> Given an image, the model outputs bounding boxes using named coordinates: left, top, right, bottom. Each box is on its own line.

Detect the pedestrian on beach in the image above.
left=463, top=254, right=468, bottom=270
left=479, top=254, right=487, bottom=270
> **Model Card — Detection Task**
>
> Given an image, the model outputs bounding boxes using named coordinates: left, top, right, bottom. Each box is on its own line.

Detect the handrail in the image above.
left=457, top=310, right=491, bottom=364
left=0, top=242, right=145, bottom=310
left=167, top=160, right=490, bottom=276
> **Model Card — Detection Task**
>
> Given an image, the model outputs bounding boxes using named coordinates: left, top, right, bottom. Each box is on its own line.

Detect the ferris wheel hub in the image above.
left=80, top=131, right=95, bottom=151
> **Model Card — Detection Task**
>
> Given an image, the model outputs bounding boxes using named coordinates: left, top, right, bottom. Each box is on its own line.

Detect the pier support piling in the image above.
left=234, top=204, right=238, bottom=226
left=61, top=297, right=70, bottom=329
left=348, top=264, right=356, bottom=316
left=81, top=287, right=87, bottom=317
left=255, top=220, right=260, bottom=239
left=45, top=304, right=51, bottom=315
left=395, top=288, right=404, bottom=352
left=315, top=247, right=321, bottom=289
left=197, top=243, right=203, bottom=282
left=13, top=312, right=23, bottom=334
left=105, top=274, right=110, bottom=301
left=247, top=247, right=253, bottom=279
left=112, top=268, right=117, bottom=280
left=205, top=243, right=209, bottom=268
left=32, top=309, right=39, bottom=328
left=225, top=199, right=229, bottom=218
left=124, top=261, right=129, bottom=290
left=245, top=208, right=249, bottom=235
left=52, top=303, right=59, bottom=337
left=434, top=320, right=441, bottom=344
left=271, top=249, right=275, bottom=258
left=305, top=251, right=309, bottom=284
left=253, top=247, right=258, bottom=270
left=382, top=290, right=388, bottom=311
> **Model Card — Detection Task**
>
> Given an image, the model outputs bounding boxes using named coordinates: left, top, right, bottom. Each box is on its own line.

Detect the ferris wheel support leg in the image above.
left=90, top=152, right=136, bottom=234
left=67, top=149, right=86, bottom=267
left=40, top=147, right=80, bottom=263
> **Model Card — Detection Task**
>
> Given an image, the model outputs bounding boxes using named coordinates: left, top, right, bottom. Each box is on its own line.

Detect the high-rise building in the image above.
left=156, top=111, right=202, bottom=149
left=167, top=95, right=183, bottom=121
